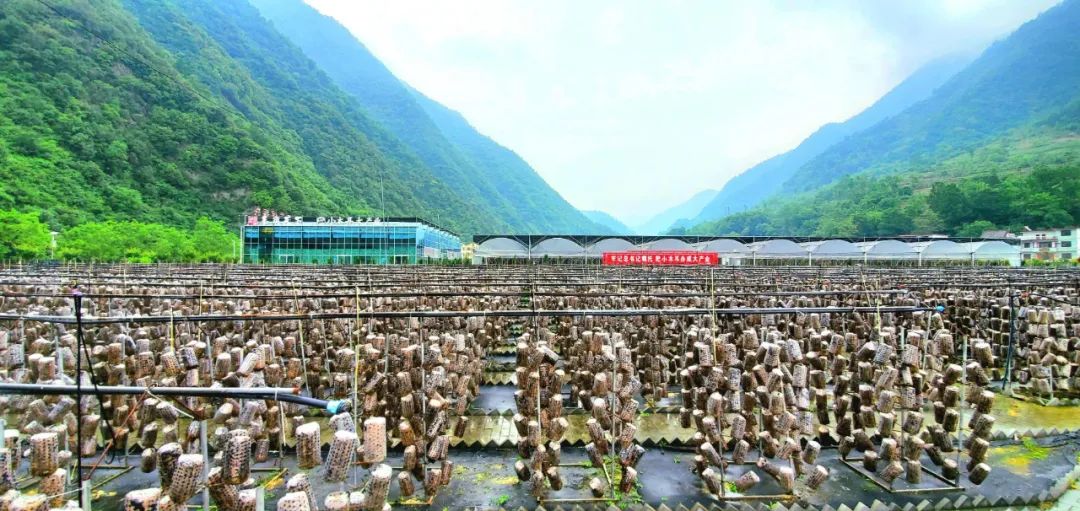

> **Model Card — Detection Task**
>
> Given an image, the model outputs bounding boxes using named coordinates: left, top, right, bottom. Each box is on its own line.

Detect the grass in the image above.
left=1022, top=437, right=1051, bottom=460
left=492, top=494, right=511, bottom=506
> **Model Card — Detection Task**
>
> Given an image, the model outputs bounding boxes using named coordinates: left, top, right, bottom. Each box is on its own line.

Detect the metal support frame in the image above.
left=838, top=457, right=963, bottom=494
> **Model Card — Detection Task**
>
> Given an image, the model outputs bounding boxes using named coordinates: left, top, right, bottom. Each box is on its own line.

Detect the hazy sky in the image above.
left=305, top=0, right=1058, bottom=225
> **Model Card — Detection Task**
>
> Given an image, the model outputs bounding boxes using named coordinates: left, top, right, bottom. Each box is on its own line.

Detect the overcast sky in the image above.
left=305, top=0, right=1058, bottom=226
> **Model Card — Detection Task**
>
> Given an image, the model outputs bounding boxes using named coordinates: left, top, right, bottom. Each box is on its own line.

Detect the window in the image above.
left=1061, top=253, right=1073, bottom=260
left=1023, top=242, right=1031, bottom=248
left=1063, top=241, right=1073, bottom=248
left=1023, top=254, right=1031, bottom=260
left=1062, top=230, right=1072, bottom=236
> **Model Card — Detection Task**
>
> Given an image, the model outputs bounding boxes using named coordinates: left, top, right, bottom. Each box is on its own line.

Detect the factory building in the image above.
left=242, top=213, right=461, bottom=264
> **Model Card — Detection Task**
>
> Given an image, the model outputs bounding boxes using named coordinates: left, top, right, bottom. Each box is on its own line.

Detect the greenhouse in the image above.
left=470, top=235, right=1020, bottom=266
left=475, top=237, right=530, bottom=259
left=585, top=238, right=636, bottom=256
left=856, top=240, right=918, bottom=262
left=909, top=240, right=966, bottom=264
left=747, top=239, right=806, bottom=262
left=800, top=240, right=862, bottom=262
left=633, top=238, right=693, bottom=251
left=959, top=241, right=1023, bottom=266
left=530, top=237, right=587, bottom=257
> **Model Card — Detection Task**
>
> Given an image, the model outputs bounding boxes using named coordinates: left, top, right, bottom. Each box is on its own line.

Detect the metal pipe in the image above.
left=74, top=291, right=84, bottom=498
left=0, top=305, right=942, bottom=325
left=0, top=383, right=348, bottom=413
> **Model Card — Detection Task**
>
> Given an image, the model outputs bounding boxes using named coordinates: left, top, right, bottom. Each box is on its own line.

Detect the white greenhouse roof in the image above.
left=475, top=237, right=528, bottom=257
left=909, top=240, right=965, bottom=258
left=531, top=237, right=586, bottom=256
left=800, top=239, right=861, bottom=256
left=748, top=239, right=806, bottom=256
left=634, top=238, right=692, bottom=251
left=691, top=239, right=750, bottom=254
left=856, top=240, right=917, bottom=258
left=959, top=241, right=1021, bottom=259
left=586, top=238, right=636, bottom=255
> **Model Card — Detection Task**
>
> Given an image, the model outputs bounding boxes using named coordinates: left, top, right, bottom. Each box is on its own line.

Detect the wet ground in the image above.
left=10, top=376, right=1080, bottom=509
left=73, top=434, right=1080, bottom=510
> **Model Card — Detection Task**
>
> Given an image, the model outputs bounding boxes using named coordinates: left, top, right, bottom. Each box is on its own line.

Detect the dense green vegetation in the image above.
left=0, top=0, right=600, bottom=238
left=0, top=209, right=237, bottom=262
left=57, top=216, right=238, bottom=262
left=686, top=134, right=1080, bottom=237
left=0, top=0, right=351, bottom=227
left=0, top=210, right=51, bottom=260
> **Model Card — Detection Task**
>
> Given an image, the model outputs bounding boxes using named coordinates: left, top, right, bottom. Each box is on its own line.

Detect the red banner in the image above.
left=602, top=251, right=718, bottom=266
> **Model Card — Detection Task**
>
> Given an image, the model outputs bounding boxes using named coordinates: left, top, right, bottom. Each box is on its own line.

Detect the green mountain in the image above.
left=124, top=0, right=494, bottom=234
left=784, top=0, right=1080, bottom=193
left=0, top=0, right=351, bottom=227
left=0, top=0, right=597, bottom=237
left=688, top=55, right=970, bottom=226
left=686, top=0, right=1080, bottom=238
left=248, top=0, right=603, bottom=234
left=581, top=210, right=632, bottom=234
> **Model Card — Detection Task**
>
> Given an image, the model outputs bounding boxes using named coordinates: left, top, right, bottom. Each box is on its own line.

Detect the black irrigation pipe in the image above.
left=0, top=289, right=913, bottom=300
left=0, top=305, right=943, bottom=325
left=0, top=383, right=349, bottom=413
left=5, top=266, right=1073, bottom=280
left=1, top=280, right=1075, bottom=295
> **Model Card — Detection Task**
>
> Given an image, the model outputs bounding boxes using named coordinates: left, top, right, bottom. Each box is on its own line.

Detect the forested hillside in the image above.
left=249, top=0, right=604, bottom=234
left=0, top=0, right=601, bottom=237
left=687, top=55, right=969, bottom=227
left=0, top=0, right=350, bottom=227
left=686, top=0, right=1080, bottom=237
left=687, top=133, right=1080, bottom=237
left=783, top=0, right=1080, bottom=192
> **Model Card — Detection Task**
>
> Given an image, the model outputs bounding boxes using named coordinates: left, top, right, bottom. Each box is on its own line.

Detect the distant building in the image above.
left=979, top=230, right=1017, bottom=240
left=242, top=212, right=461, bottom=264
left=1019, top=227, right=1078, bottom=262
left=460, top=242, right=478, bottom=262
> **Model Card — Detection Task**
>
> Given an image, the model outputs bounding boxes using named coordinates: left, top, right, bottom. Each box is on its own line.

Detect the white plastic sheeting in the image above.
left=909, top=240, right=965, bottom=262
left=475, top=237, right=529, bottom=258
left=801, top=240, right=862, bottom=259
left=959, top=241, right=1021, bottom=267
left=586, top=238, right=635, bottom=255
left=748, top=239, right=806, bottom=258
left=634, top=238, right=692, bottom=251
left=474, top=236, right=1020, bottom=266
left=531, top=237, right=586, bottom=257
left=857, top=240, right=917, bottom=261
left=691, top=239, right=750, bottom=255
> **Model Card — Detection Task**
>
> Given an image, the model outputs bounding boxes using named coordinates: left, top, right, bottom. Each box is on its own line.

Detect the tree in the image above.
left=191, top=216, right=237, bottom=262
left=0, top=210, right=51, bottom=260
left=955, top=220, right=996, bottom=238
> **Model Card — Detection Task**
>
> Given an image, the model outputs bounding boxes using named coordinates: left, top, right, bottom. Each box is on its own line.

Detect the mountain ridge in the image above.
left=582, top=210, right=632, bottom=234
left=782, top=0, right=1080, bottom=192
left=684, top=0, right=1079, bottom=238
left=249, top=0, right=604, bottom=234
left=634, top=188, right=718, bottom=234
left=688, top=54, right=972, bottom=226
